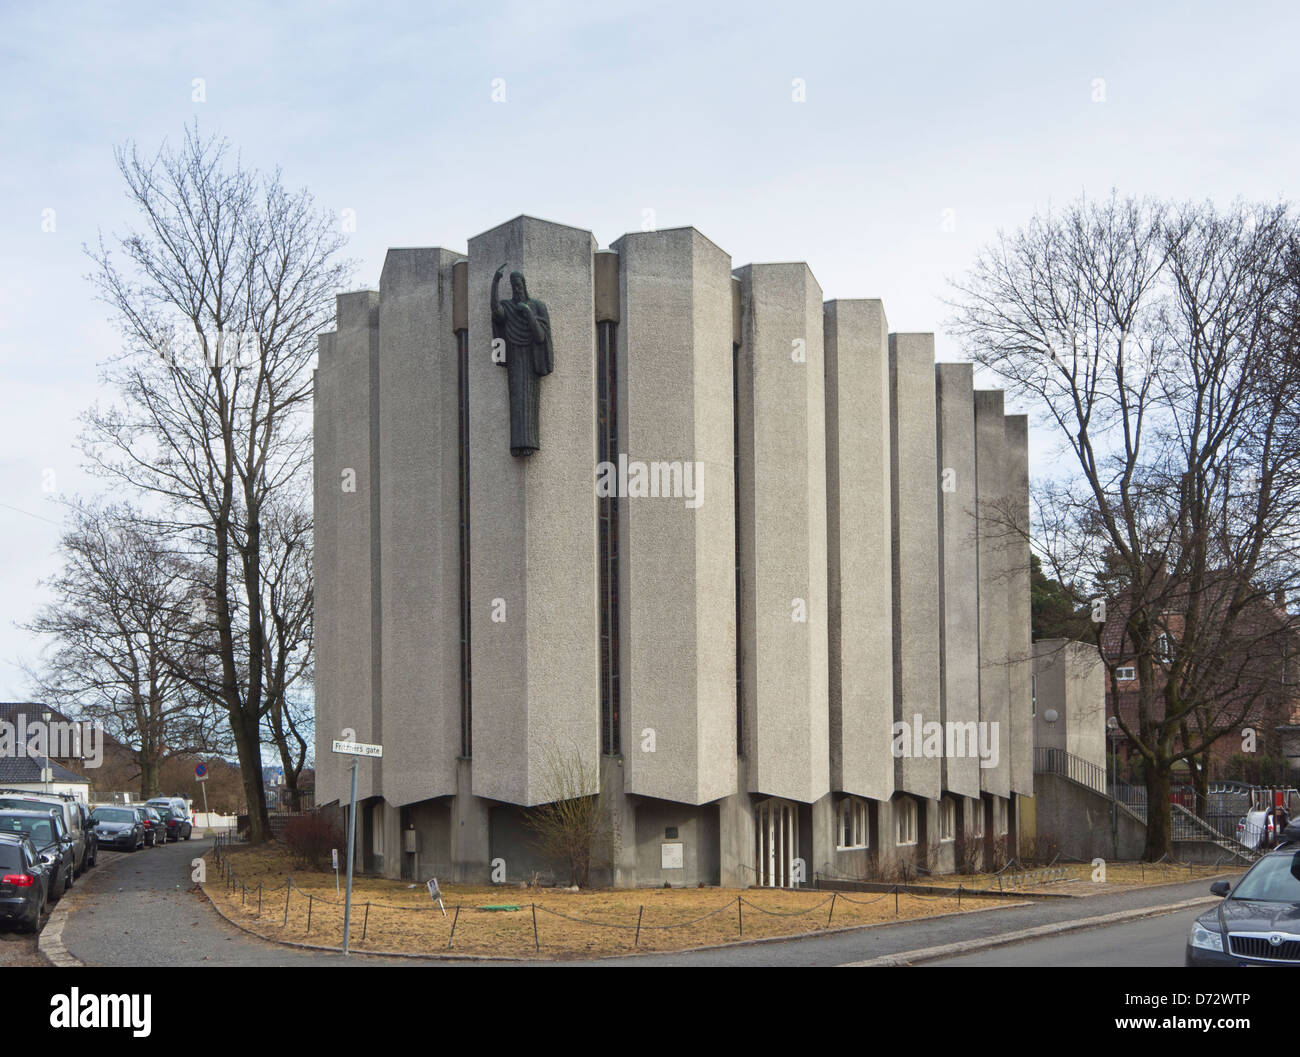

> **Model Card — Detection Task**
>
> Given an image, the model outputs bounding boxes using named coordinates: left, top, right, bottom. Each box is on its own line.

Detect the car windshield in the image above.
left=1231, top=851, right=1300, bottom=902
left=92, top=809, right=134, bottom=824
left=0, top=816, right=52, bottom=845
left=0, top=844, right=23, bottom=870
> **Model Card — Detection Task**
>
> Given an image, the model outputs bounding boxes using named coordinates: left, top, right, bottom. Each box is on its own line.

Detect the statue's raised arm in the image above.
left=491, top=263, right=508, bottom=321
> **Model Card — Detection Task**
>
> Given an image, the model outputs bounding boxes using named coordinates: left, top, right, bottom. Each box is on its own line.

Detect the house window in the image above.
left=993, top=798, right=1008, bottom=837
left=837, top=798, right=868, bottom=850
left=940, top=798, right=956, bottom=842
left=1116, top=666, right=1136, bottom=681
left=895, top=797, right=917, bottom=846
left=371, top=804, right=384, bottom=856
left=971, top=803, right=985, bottom=839
left=1156, top=632, right=1174, bottom=663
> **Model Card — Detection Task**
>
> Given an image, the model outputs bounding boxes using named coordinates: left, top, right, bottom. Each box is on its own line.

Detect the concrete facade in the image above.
left=612, top=228, right=737, bottom=806
left=824, top=301, right=894, bottom=802
left=1033, top=638, right=1107, bottom=772
left=935, top=363, right=981, bottom=801
left=975, top=389, right=1012, bottom=801
left=889, top=335, right=941, bottom=803
left=313, top=215, right=1034, bottom=888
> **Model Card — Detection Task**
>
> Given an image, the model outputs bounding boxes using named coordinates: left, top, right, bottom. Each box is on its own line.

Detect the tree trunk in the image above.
left=1193, top=756, right=1210, bottom=820
left=1142, top=764, right=1173, bottom=860
left=139, top=756, right=159, bottom=799
left=231, top=711, right=271, bottom=841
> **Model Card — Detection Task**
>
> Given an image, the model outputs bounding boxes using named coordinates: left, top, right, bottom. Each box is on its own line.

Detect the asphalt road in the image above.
left=55, top=839, right=1235, bottom=967
left=930, top=906, right=1203, bottom=966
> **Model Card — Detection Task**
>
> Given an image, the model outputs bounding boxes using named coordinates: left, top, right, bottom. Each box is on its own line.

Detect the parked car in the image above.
left=0, top=833, right=50, bottom=933
left=136, top=806, right=164, bottom=847
left=0, top=790, right=89, bottom=876
left=73, top=801, right=98, bottom=869
left=0, top=810, right=75, bottom=901
left=146, top=795, right=191, bottom=837
left=154, top=806, right=192, bottom=842
left=1187, top=823, right=1300, bottom=965
left=89, top=805, right=145, bottom=852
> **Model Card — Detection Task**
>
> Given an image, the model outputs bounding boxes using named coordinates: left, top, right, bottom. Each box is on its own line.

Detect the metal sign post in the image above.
left=195, top=762, right=210, bottom=832
left=332, top=739, right=383, bottom=955
left=343, top=757, right=358, bottom=952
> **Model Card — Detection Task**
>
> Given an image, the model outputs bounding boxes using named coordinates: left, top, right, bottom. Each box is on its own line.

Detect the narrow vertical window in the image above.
left=598, top=321, right=621, bottom=755
left=457, top=326, right=472, bottom=757
left=733, top=342, right=744, bottom=756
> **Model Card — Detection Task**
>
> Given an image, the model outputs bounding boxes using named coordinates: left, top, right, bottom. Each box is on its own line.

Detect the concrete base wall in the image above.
left=1033, top=772, right=1146, bottom=860
left=633, top=800, right=720, bottom=887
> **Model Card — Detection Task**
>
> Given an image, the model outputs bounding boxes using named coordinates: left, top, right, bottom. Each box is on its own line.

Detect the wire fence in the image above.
left=207, top=834, right=986, bottom=954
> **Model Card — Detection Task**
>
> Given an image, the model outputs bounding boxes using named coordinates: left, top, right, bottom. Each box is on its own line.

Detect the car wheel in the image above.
left=183, top=830, right=191, bottom=841
left=64, top=865, right=73, bottom=892
left=23, top=894, right=43, bottom=934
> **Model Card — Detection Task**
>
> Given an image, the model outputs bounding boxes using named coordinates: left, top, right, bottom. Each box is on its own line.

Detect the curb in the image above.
left=839, top=895, right=1221, bottom=966
left=197, top=867, right=1033, bottom=962
left=852, top=868, right=1244, bottom=902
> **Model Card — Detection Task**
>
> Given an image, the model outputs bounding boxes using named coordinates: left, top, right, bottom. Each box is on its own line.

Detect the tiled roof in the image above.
left=0, top=753, right=90, bottom=785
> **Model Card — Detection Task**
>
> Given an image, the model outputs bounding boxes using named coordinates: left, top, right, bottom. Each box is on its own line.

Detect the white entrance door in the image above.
left=754, top=799, right=799, bottom=887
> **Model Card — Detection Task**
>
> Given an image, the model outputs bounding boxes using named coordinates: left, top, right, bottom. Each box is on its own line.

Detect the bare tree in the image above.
left=521, top=740, right=614, bottom=888
left=258, top=492, right=314, bottom=811
left=23, top=502, right=228, bottom=796
left=81, top=123, right=351, bottom=840
left=950, top=194, right=1300, bottom=858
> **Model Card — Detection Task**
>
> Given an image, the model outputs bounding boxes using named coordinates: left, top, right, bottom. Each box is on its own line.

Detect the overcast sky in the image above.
left=2, top=0, right=1298, bottom=696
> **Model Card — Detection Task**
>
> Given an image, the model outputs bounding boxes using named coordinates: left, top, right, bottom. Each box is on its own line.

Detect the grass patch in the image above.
left=203, top=843, right=1005, bottom=959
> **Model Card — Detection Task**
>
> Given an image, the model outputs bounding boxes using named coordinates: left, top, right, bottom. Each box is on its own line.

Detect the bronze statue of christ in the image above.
left=491, top=265, right=554, bottom=457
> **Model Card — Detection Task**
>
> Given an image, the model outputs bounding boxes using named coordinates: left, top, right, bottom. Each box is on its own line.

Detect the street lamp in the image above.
left=1107, top=715, right=1121, bottom=853
left=41, top=711, right=52, bottom=793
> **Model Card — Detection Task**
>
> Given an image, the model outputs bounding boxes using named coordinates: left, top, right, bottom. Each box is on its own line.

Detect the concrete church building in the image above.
left=313, top=214, right=1034, bottom=888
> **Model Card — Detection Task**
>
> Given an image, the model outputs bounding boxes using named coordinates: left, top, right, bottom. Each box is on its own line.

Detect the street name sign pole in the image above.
left=195, top=762, right=209, bottom=830
left=331, top=739, right=383, bottom=954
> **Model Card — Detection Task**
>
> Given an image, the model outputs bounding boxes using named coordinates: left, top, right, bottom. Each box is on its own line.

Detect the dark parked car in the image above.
left=153, top=807, right=192, bottom=842
left=0, top=810, right=75, bottom=901
left=137, top=806, right=165, bottom=847
left=89, top=805, right=145, bottom=851
left=145, top=798, right=192, bottom=841
left=0, top=833, right=50, bottom=933
left=1187, top=824, right=1300, bottom=965
left=73, top=801, right=97, bottom=869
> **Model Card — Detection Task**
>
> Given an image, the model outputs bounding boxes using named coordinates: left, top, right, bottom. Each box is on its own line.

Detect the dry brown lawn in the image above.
left=202, top=844, right=1006, bottom=959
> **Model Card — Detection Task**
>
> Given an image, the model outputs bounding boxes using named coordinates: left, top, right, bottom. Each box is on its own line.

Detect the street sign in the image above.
left=331, top=739, right=383, bottom=758
left=195, top=763, right=208, bottom=780
left=334, top=740, right=381, bottom=954
left=427, top=877, right=446, bottom=917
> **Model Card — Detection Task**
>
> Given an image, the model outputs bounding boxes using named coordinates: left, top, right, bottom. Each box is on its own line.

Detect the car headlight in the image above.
left=1189, top=923, right=1224, bottom=952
